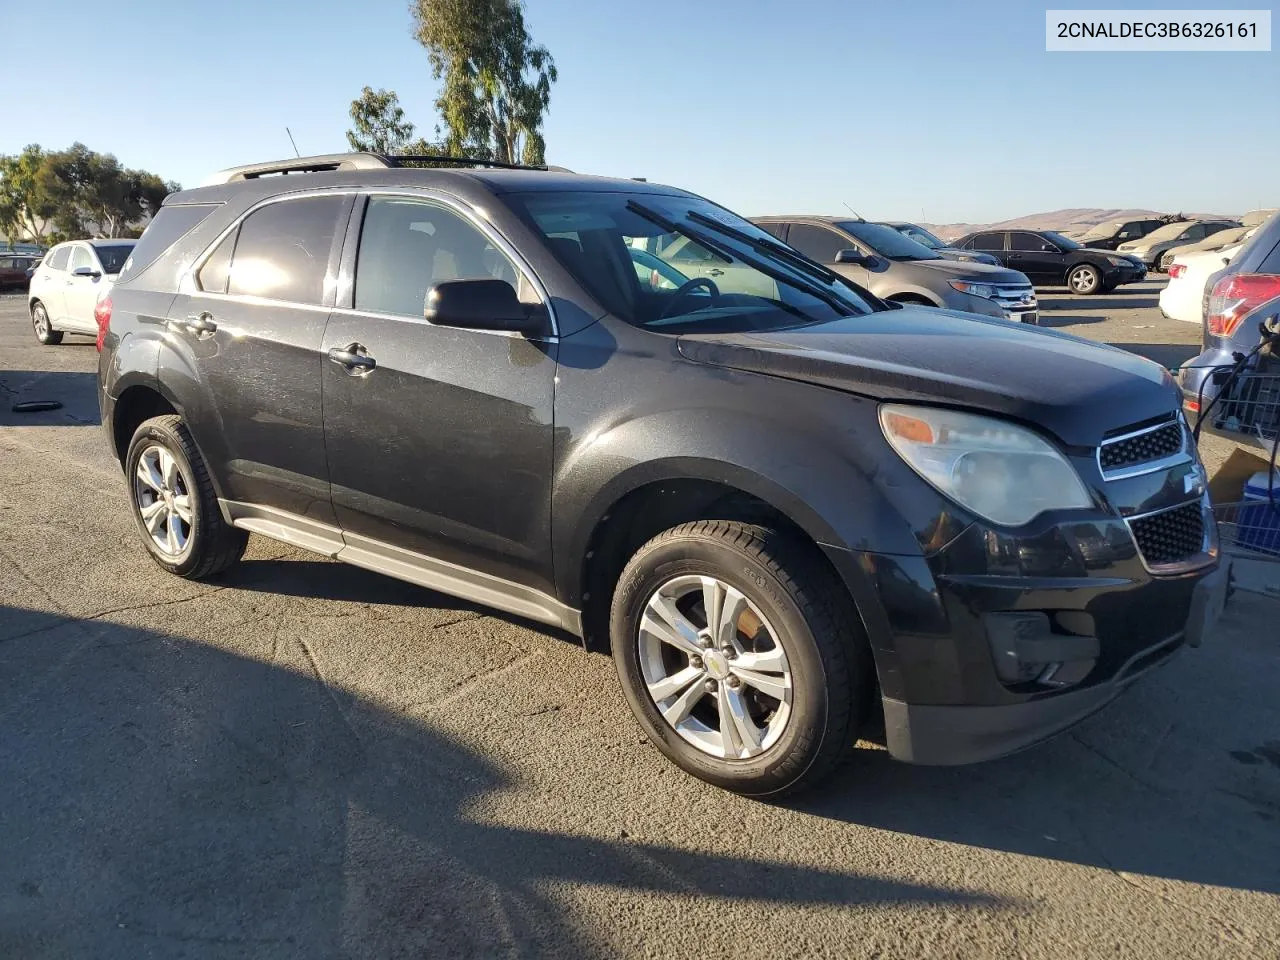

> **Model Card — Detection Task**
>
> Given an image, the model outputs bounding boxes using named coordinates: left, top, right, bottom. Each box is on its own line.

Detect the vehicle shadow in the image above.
left=1036, top=314, right=1106, bottom=327
left=1039, top=296, right=1160, bottom=311
left=1111, top=342, right=1201, bottom=370
left=0, top=370, right=100, bottom=427
left=0, top=606, right=1004, bottom=958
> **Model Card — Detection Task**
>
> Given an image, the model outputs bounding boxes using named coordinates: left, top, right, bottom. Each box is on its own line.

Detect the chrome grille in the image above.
left=1129, top=501, right=1204, bottom=567
left=1099, top=419, right=1186, bottom=476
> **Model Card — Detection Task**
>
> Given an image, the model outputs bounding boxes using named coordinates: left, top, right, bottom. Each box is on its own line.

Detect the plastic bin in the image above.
left=1238, top=471, right=1280, bottom=557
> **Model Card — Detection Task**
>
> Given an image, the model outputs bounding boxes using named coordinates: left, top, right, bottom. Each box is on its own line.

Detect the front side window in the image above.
left=227, top=195, right=344, bottom=305
left=785, top=224, right=850, bottom=264
left=508, top=190, right=877, bottom=333
left=69, top=246, right=93, bottom=272
left=353, top=196, right=532, bottom=318
left=46, top=247, right=70, bottom=271
left=1010, top=232, right=1047, bottom=252
left=837, top=221, right=938, bottom=261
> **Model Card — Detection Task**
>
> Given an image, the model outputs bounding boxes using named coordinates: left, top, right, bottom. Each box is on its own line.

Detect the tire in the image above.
left=1157, top=251, right=1174, bottom=273
left=610, top=520, right=871, bottom=797
left=31, top=301, right=63, bottom=345
left=1067, top=263, right=1101, bottom=295
left=125, top=415, right=247, bottom=579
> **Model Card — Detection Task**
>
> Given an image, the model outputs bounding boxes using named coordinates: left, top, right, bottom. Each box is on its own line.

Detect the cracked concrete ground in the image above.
left=2, top=282, right=1279, bottom=959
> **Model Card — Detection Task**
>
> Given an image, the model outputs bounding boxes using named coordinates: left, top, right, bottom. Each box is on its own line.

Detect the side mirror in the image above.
left=835, top=248, right=888, bottom=271
left=424, top=278, right=543, bottom=334
left=72, top=265, right=101, bottom=279
left=1040, top=243, right=1059, bottom=253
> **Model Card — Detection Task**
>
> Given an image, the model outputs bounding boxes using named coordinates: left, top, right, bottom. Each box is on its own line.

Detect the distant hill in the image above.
left=923, top=208, right=1238, bottom=241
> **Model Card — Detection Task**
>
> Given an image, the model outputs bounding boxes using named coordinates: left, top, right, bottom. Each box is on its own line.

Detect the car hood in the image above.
left=933, top=247, right=999, bottom=264
left=909, top=258, right=1028, bottom=285
left=677, top=308, right=1178, bottom=447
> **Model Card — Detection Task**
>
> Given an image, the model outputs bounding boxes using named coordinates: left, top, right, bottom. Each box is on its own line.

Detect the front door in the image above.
left=321, top=194, right=557, bottom=591
left=63, top=245, right=104, bottom=332
left=1008, top=232, right=1063, bottom=282
left=784, top=222, right=872, bottom=290
left=164, top=192, right=352, bottom=523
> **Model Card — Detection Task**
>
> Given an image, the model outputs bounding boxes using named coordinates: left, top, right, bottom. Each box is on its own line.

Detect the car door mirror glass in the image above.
left=425, top=279, right=543, bottom=334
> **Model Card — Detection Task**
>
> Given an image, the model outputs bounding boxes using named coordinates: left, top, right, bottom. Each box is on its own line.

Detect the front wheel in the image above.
left=610, top=521, right=870, bottom=797
left=125, top=415, right=247, bottom=579
left=1067, top=264, right=1101, bottom=295
left=31, top=302, right=63, bottom=345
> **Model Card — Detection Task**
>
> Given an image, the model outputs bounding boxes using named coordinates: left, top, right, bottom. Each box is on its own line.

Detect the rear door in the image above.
left=33, top=245, right=70, bottom=321
left=63, top=244, right=106, bottom=331
left=968, top=231, right=1008, bottom=266
left=321, top=192, right=558, bottom=590
left=166, top=191, right=353, bottom=523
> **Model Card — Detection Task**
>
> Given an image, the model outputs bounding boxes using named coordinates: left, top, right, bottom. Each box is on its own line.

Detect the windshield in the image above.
left=892, top=224, right=947, bottom=249
left=1140, top=221, right=1198, bottom=243
left=509, top=191, right=878, bottom=333
left=836, top=221, right=940, bottom=261
left=1080, top=221, right=1123, bottom=240
left=95, top=244, right=135, bottom=274
left=1042, top=231, right=1081, bottom=251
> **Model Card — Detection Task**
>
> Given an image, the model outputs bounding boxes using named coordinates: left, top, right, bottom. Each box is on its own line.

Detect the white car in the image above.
left=27, top=238, right=136, bottom=345
left=1158, top=243, right=1241, bottom=324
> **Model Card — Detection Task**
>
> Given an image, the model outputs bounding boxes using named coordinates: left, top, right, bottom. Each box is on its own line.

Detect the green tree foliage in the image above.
left=346, top=86, right=439, bottom=155
left=410, top=0, right=558, bottom=165
left=0, top=143, right=178, bottom=243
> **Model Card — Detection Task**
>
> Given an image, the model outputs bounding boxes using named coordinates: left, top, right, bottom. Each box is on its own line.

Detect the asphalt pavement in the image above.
left=1, top=280, right=1278, bottom=959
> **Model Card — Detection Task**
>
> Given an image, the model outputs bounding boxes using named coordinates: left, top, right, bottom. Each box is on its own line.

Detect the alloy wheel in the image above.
left=132, top=444, right=195, bottom=557
left=637, top=574, right=793, bottom=759
left=32, top=304, right=49, bottom=338
left=1069, top=267, right=1098, bottom=294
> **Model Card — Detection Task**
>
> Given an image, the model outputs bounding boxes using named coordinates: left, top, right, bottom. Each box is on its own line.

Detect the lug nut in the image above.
left=727, top=676, right=742, bottom=690
left=690, top=656, right=703, bottom=669
left=703, top=679, right=719, bottom=694
left=698, top=635, right=713, bottom=649
left=720, top=646, right=736, bottom=659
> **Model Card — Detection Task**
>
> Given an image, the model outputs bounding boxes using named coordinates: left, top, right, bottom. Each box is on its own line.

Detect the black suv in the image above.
left=98, top=153, right=1225, bottom=796
left=951, top=229, right=1147, bottom=294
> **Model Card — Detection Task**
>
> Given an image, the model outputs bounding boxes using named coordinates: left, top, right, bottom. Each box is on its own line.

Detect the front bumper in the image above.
left=1106, top=264, right=1147, bottom=285
left=948, top=291, right=1039, bottom=324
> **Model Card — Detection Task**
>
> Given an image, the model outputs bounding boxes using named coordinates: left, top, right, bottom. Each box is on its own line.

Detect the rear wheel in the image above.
left=1067, top=263, right=1101, bottom=295
left=610, top=520, right=870, bottom=797
left=31, top=301, right=63, bottom=345
left=125, top=415, right=247, bottom=579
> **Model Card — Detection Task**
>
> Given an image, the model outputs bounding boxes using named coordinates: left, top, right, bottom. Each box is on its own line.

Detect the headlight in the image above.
left=1105, top=255, right=1130, bottom=267
left=948, top=279, right=999, bottom=300
left=879, top=404, right=1092, bottom=526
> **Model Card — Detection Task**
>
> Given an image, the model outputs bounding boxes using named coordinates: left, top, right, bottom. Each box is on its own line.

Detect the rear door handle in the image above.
left=328, top=343, right=377, bottom=375
left=168, top=312, right=218, bottom=338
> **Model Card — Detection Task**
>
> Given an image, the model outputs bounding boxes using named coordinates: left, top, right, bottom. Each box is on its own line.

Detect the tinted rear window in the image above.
left=117, top=204, right=220, bottom=283
left=94, top=244, right=134, bottom=274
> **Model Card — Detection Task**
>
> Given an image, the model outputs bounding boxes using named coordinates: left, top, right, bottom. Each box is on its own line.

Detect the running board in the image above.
left=220, top=500, right=581, bottom=636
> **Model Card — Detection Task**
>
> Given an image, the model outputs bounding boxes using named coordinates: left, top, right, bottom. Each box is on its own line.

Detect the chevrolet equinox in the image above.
left=97, top=153, right=1226, bottom=796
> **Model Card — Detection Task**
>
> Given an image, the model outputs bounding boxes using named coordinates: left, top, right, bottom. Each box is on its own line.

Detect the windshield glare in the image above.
left=837, top=221, right=939, bottom=261
left=511, top=191, right=877, bottom=332
left=95, top=244, right=134, bottom=274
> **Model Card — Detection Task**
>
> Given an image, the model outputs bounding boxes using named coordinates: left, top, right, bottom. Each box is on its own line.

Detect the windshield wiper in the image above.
left=626, top=201, right=856, bottom=317
left=685, top=210, right=846, bottom=287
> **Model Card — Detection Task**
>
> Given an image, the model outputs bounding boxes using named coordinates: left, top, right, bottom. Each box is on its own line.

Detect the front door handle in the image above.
left=328, top=343, right=377, bottom=375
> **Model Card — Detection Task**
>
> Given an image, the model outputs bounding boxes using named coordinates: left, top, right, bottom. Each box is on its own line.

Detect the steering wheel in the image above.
left=659, top=276, right=721, bottom=320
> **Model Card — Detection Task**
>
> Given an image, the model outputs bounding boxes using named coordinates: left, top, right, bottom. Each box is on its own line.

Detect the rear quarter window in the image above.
left=116, top=203, right=220, bottom=284
left=46, top=246, right=70, bottom=271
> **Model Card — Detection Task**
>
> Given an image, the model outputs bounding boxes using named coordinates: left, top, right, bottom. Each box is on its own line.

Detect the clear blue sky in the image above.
left=5, top=0, right=1275, bottom=222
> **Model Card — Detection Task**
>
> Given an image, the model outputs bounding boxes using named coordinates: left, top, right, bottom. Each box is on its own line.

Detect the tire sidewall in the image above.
left=611, top=534, right=831, bottom=795
left=125, top=420, right=206, bottom=576
left=31, top=302, right=52, bottom=343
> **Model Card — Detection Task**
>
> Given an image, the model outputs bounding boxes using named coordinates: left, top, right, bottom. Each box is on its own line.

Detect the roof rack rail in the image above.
left=201, top=152, right=574, bottom=186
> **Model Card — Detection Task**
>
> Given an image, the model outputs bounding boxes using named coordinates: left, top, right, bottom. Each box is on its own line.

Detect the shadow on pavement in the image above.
left=0, top=606, right=1005, bottom=958
left=1112, top=342, right=1201, bottom=370
left=1039, top=296, right=1160, bottom=311
left=1036, top=314, right=1105, bottom=327
left=0, top=370, right=100, bottom=427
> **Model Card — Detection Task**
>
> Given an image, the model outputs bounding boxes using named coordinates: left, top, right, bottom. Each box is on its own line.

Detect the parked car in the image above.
left=0, top=254, right=38, bottom=291
left=1241, top=208, right=1278, bottom=228
left=99, top=152, right=1224, bottom=796
left=1117, top=219, right=1239, bottom=272
left=951, top=229, right=1146, bottom=294
left=876, top=222, right=1000, bottom=265
left=1159, top=244, right=1242, bottom=324
left=1179, top=210, right=1280, bottom=442
left=27, top=238, right=136, bottom=344
left=752, top=217, right=1039, bottom=322
left=1158, top=224, right=1255, bottom=263
left=1076, top=218, right=1169, bottom=251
